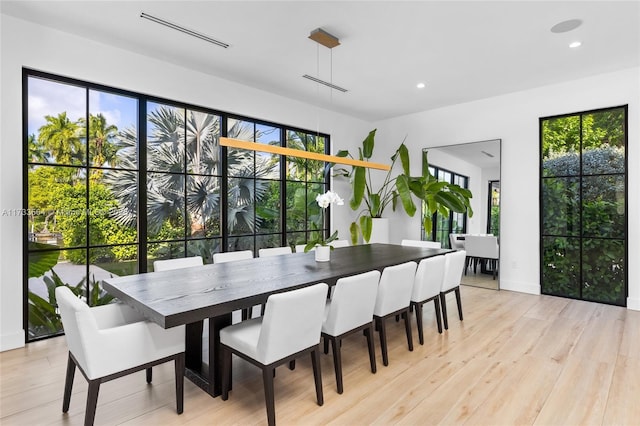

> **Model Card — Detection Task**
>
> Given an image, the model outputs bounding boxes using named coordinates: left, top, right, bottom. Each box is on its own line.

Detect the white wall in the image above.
left=373, top=67, right=640, bottom=307
left=0, top=15, right=370, bottom=351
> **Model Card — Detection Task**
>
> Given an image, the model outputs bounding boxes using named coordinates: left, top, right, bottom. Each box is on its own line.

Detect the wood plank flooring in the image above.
left=2, top=286, right=639, bottom=425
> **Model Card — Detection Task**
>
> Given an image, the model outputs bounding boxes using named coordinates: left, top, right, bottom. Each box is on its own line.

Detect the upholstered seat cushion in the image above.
left=220, top=317, right=263, bottom=362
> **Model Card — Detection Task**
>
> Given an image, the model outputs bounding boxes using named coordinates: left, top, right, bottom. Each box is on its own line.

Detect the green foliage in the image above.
left=28, top=242, right=60, bottom=278
left=336, top=129, right=473, bottom=244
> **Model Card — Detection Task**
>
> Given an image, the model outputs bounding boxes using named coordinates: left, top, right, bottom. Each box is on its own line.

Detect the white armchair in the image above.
left=464, top=235, right=499, bottom=279
left=153, top=255, right=203, bottom=271
left=258, top=246, right=293, bottom=257
left=401, top=239, right=442, bottom=249
left=56, top=286, right=185, bottom=426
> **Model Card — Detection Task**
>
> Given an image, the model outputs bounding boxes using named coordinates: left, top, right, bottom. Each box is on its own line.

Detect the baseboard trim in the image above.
left=499, top=279, right=540, bottom=295
left=0, top=330, right=25, bottom=352
left=627, top=296, right=640, bottom=311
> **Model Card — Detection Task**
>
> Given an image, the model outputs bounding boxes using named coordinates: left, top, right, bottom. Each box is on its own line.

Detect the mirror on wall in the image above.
left=423, top=139, right=501, bottom=290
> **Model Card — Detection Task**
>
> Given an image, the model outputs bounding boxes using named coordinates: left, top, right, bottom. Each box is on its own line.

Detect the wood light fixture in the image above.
left=219, top=138, right=391, bottom=171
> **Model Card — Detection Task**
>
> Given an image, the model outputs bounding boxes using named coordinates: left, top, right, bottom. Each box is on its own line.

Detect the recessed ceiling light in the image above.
left=416, top=82, right=426, bottom=89
left=550, top=19, right=583, bottom=33
left=569, top=41, right=582, bottom=48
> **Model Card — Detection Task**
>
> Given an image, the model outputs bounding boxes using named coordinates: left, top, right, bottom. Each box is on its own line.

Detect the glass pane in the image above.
left=89, top=178, right=137, bottom=247
left=286, top=181, right=306, bottom=231
left=227, top=119, right=255, bottom=141
left=88, top=90, right=138, bottom=169
left=147, top=102, right=185, bottom=173
left=541, top=236, right=580, bottom=298
left=147, top=172, right=185, bottom=241
left=286, top=130, right=305, bottom=181
left=541, top=177, right=580, bottom=236
left=147, top=242, right=185, bottom=271
left=256, top=124, right=280, bottom=179
left=27, top=165, right=83, bottom=249
left=101, top=167, right=138, bottom=237
left=307, top=183, right=325, bottom=231
left=582, top=109, right=625, bottom=175
left=542, top=115, right=580, bottom=177
left=307, top=135, right=325, bottom=182
left=27, top=76, right=86, bottom=166
left=256, top=180, right=281, bottom=233
left=187, top=238, right=220, bottom=264
left=582, top=175, right=625, bottom=239
left=228, top=178, right=255, bottom=236
left=582, top=238, right=625, bottom=305
left=90, top=246, right=138, bottom=278
left=27, top=249, right=86, bottom=339
left=228, top=236, right=254, bottom=252
left=256, top=234, right=282, bottom=251
left=186, top=110, right=221, bottom=175
left=287, top=232, right=308, bottom=249
left=187, top=175, right=221, bottom=238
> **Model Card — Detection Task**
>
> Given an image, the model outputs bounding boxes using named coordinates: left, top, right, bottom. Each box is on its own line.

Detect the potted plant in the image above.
left=304, top=189, right=344, bottom=261
left=335, top=129, right=474, bottom=244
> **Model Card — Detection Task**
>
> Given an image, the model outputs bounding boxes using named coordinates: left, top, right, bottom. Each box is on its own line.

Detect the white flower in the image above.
left=316, top=190, right=344, bottom=209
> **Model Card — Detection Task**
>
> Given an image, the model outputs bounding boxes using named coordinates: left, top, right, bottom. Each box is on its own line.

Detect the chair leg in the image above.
left=402, top=310, right=413, bottom=351
left=84, top=380, right=100, bottom=426
left=146, top=367, right=152, bottom=383
left=311, top=348, right=324, bottom=406
left=433, top=298, right=443, bottom=334
left=330, top=337, right=343, bottom=394
left=289, top=360, right=296, bottom=370
left=377, top=317, right=389, bottom=366
left=364, top=324, right=377, bottom=374
left=454, top=287, right=464, bottom=321
left=262, top=367, right=276, bottom=426
left=440, top=292, right=449, bottom=330
left=62, top=353, right=76, bottom=413
left=221, top=346, right=232, bottom=401
left=175, top=353, right=185, bottom=414
left=241, top=308, right=251, bottom=320
left=323, top=337, right=329, bottom=354
left=414, top=302, right=425, bottom=345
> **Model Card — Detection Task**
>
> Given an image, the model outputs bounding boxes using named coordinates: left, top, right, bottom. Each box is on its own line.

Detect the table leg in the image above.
left=185, top=320, right=203, bottom=371
left=209, top=313, right=233, bottom=396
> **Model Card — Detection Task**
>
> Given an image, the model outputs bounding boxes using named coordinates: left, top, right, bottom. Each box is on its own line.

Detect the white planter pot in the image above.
left=368, top=217, right=389, bottom=243
left=315, top=245, right=331, bottom=262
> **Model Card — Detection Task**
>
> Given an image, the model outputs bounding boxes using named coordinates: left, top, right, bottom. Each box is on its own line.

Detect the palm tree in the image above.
left=78, top=113, right=119, bottom=168
left=37, top=112, right=83, bottom=165
left=27, top=133, right=51, bottom=163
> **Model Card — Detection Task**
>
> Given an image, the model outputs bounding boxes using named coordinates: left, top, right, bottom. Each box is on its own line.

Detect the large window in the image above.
left=23, top=70, right=329, bottom=341
left=540, top=105, right=627, bottom=306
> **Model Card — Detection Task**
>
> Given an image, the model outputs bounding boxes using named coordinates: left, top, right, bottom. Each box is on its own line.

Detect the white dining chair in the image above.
left=373, top=261, right=417, bottom=366
left=329, top=239, right=350, bottom=248
left=56, top=286, right=185, bottom=426
left=401, top=239, right=442, bottom=249
left=322, top=270, right=380, bottom=394
left=411, top=256, right=446, bottom=343
left=258, top=246, right=293, bottom=257
left=213, top=250, right=253, bottom=264
left=449, top=233, right=465, bottom=250
left=220, top=283, right=328, bottom=426
left=464, top=235, right=499, bottom=279
left=440, top=250, right=467, bottom=330
left=153, top=255, right=203, bottom=272
left=295, top=243, right=315, bottom=253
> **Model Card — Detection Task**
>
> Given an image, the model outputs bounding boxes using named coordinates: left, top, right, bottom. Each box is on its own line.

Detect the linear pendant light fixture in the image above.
left=220, top=137, right=391, bottom=171
left=301, top=74, right=348, bottom=93
left=140, top=12, right=229, bottom=48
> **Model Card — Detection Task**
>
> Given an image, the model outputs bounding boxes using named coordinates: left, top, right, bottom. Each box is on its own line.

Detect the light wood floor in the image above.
left=2, top=286, right=640, bottom=425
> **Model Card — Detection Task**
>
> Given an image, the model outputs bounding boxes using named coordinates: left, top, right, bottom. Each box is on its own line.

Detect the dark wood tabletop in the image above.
left=103, top=243, right=451, bottom=329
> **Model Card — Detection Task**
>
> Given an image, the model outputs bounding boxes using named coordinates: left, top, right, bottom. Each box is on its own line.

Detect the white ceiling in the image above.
left=2, top=1, right=639, bottom=121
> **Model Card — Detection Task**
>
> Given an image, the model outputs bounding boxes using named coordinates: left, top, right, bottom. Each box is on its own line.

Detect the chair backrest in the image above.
left=213, top=250, right=253, bottom=264
left=442, top=250, right=467, bottom=292
left=258, top=246, right=293, bottom=257
left=374, top=261, right=417, bottom=316
left=401, top=239, right=442, bottom=249
left=411, top=256, right=446, bottom=302
left=329, top=240, right=350, bottom=248
left=55, top=286, right=98, bottom=374
left=295, top=244, right=315, bottom=253
left=323, top=270, right=381, bottom=336
left=449, top=234, right=465, bottom=250
left=153, top=256, right=203, bottom=272
left=257, top=283, right=329, bottom=364
left=464, top=236, right=499, bottom=259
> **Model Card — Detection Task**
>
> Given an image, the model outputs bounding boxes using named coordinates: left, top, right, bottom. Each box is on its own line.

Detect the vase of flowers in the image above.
left=304, top=190, right=344, bottom=261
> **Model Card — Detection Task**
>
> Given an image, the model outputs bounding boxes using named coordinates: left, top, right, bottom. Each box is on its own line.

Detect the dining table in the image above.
left=102, top=243, right=452, bottom=397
